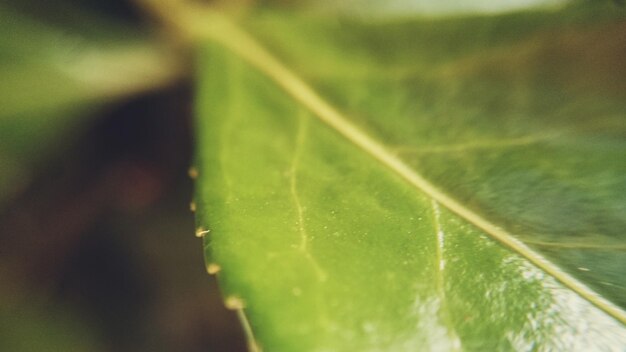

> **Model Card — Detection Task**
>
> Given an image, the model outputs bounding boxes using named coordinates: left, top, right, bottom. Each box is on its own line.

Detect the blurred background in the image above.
left=0, top=0, right=247, bottom=350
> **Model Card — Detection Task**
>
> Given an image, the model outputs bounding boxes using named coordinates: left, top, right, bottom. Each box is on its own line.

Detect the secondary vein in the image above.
left=431, top=200, right=462, bottom=350
left=220, top=54, right=241, bottom=203
left=290, top=112, right=327, bottom=282
left=391, top=133, right=557, bottom=155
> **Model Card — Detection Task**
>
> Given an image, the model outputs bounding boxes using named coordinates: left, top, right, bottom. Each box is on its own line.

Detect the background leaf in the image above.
left=0, top=3, right=181, bottom=207
left=194, top=0, right=626, bottom=350
left=0, top=1, right=249, bottom=351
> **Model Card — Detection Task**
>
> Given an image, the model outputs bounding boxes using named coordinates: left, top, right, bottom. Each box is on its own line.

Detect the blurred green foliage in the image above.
left=0, top=1, right=244, bottom=351
left=0, top=1, right=179, bottom=208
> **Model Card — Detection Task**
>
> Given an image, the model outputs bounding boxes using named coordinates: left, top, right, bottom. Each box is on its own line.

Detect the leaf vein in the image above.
left=290, top=111, right=327, bottom=283
left=431, top=200, right=462, bottom=350
left=392, top=133, right=557, bottom=155
left=201, top=14, right=626, bottom=324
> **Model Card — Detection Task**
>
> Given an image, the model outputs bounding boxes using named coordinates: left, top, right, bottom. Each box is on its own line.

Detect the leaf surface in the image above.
left=194, top=2, right=626, bottom=350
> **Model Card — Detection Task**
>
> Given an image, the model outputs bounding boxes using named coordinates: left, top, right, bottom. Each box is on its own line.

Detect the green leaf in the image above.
left=290, top=0, right=570, bottom=16
left=194, top=1, right=626, bottom=350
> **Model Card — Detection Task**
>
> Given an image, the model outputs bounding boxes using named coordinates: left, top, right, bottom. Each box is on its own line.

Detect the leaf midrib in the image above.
left=177, top=6, right=626, bottom=324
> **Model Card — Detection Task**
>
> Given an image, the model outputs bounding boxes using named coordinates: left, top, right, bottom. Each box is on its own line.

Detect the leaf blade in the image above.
left=194, top=2, right=626, bottom=350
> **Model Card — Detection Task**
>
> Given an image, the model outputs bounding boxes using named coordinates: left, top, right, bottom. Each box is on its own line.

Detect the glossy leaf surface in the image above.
left=194, top=1, right=626, bottom=350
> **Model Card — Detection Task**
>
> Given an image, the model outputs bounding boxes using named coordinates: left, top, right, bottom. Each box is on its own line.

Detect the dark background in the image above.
left=0, top=0, right=247, bottom=350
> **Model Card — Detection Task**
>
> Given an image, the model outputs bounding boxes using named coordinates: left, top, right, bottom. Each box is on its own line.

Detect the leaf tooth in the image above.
left=207, top=263, right=221, bottom=275
left=225, top=296, right=245, bottom=310
left=195, top=227, right=211, bottom=237
left=188, top=166, right=199, bottom=179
